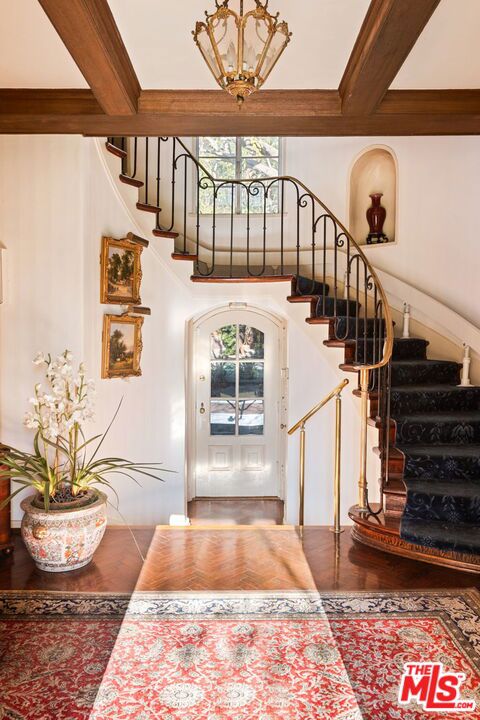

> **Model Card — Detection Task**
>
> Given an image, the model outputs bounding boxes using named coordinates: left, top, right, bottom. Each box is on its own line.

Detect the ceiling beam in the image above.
left=339, top=0, right=442, bottom=116
left=37, top=0, right=140, bottom=115
left=1, top=89, right=480, bottom=136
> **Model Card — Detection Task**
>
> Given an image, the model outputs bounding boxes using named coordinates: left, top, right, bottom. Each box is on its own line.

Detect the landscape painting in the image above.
left=100, top=236, right=142, bottom=305
left=102, top=314, right=143, bottom=378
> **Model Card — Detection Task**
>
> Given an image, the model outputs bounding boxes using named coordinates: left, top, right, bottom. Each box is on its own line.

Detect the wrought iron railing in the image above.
left=107, top=135, right=394, bottom=515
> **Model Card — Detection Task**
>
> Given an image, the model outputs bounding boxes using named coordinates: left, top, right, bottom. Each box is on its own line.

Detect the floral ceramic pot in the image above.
left=20, top=490, right=107, bottom=572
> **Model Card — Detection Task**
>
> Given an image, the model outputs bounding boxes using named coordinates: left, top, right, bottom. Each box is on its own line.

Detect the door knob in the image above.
left=199, top=402, right=206, bottom=415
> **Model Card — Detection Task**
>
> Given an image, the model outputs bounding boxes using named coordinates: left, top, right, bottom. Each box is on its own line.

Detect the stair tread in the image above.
left=405, top=478, right=480, bottom=496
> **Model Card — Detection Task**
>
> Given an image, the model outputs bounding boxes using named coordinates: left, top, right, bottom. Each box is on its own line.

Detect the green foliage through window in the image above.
left=197, top=137, right=281, bottom=214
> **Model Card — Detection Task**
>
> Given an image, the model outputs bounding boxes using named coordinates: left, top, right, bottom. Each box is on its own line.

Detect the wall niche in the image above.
left=349, top=145, right=397, bottom=246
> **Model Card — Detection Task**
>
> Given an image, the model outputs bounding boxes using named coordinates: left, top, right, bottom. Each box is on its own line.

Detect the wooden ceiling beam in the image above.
left=339, top=0, right=442, bottom=116
left=1, top=89, right=480, bottom=135
left=37, top=0, right=140, bottom=115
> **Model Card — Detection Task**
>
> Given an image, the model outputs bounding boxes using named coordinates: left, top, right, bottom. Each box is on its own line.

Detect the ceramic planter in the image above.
left=20, top=490, right=107, bottom=572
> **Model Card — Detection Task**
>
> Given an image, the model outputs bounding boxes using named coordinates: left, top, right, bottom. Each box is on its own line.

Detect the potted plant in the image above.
left=0, top=350, right=167, bottom=572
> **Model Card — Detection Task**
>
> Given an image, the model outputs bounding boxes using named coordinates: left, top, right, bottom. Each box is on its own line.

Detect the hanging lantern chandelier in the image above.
left=193, top=0, right=292, bottom=106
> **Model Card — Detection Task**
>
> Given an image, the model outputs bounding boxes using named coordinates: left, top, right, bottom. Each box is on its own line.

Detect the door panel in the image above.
left=193, top=309, right=284, bottom=498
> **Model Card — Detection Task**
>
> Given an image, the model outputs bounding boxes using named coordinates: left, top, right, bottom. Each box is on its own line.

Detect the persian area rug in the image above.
left=0, top=590, right=479, bottom=720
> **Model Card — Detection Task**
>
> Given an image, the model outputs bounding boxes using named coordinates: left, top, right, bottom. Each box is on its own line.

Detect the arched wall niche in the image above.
left=348, top=145, right=398, bottom=246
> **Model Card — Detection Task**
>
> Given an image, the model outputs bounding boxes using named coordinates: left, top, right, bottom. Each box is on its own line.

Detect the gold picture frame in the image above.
left=100, top=236, right=143, bottom=305
left=102, top=314, right=144, bottom=379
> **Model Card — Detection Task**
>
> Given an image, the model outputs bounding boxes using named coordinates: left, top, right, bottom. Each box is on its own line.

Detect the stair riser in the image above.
left=391, top=364, right=460, bottom=386
left=391, top=340, right=429, bottom=361
left=344, top=338, right=428, bottom=364
left=391, top=388, right=480, bottom=414
left=292, top=277, right=329, bottom=297
left=401, top=518, right=480, bottom=555
left=331, top=318, right=386, bottom=340
left=404, top=492, right=480, bottom=524
left=395, top=419, right=480, bottom=446
left=404, top=453, right=480, bottom=481
left=314, top=298, right=359, bottom=318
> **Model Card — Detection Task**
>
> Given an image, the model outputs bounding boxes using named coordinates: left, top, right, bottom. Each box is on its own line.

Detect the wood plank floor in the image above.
left=0, top=526, right=478, bottom=593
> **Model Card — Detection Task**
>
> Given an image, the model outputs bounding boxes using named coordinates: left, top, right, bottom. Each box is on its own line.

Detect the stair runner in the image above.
left=295, top=276, right=480, bottom=557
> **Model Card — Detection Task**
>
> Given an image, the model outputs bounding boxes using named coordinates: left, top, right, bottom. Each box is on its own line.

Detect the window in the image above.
left=196, top=137, right=281, bottom=215
left=209, top=324, right=265, bottom=436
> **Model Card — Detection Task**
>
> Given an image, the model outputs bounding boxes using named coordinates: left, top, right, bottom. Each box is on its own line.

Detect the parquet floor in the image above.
left=137, top=526, right=313, bottom=591
left=1, top=525, right=479, bottom=593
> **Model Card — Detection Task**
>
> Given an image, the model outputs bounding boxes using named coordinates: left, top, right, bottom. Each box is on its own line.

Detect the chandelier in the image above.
left=193, top=0, right=292, bottom=106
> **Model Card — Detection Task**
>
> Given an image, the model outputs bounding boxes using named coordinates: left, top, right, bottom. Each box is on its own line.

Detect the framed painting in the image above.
left=102, top=314, right=144, bottom=379
left=100, top=236, right=142, bottom=305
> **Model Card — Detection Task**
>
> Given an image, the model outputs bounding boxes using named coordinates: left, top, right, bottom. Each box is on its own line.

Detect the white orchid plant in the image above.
left=0, top=350, right=167, bottom=511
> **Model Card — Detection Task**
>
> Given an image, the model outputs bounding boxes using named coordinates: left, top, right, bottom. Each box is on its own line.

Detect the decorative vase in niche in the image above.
left=366, top=192, right=388, bottom=244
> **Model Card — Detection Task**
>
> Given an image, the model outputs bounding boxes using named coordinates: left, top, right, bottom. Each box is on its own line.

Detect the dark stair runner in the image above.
left=298, top=275, right=480, bottom=557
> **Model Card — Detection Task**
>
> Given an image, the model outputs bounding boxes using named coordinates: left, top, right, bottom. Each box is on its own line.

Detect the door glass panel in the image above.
left=239, top=362, right=264, bottom=398
left=210, top=400, right=236, bottom=436
left=211, top=362, right=236, bottom=397
left=210, top=325, right=237, bottom=359
left=239, top=400, right=264, bottom=435
left=239, top=325, right=264, bottom=358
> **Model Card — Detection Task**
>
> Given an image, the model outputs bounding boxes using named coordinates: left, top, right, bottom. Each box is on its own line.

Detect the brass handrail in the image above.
left=287, top=378, right=349, bottom=531
left=288, top=379, right=349, bottom=435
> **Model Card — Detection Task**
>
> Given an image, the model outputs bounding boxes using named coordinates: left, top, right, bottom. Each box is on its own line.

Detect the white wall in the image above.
left=284, top=136, right=480, bottom=328
left=3, top=133, right=476, bottom=528
left=136, top=134, right=480, bottom=328
left=0, top=136, right=192, bottom=525
left=0, top=135, right=374, bottom=528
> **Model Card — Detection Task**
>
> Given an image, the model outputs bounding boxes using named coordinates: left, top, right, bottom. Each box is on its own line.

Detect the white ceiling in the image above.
left=108, top=0, right=370, bottom=89
left=0, top=0, right=87, bottom=88
left=0, top=0, right=479, bottom=91
left=392, top=0, right=480, bottom=89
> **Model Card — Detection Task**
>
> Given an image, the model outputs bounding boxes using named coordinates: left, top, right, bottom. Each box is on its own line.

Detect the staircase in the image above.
left=105, top=137, right=480, bottom=573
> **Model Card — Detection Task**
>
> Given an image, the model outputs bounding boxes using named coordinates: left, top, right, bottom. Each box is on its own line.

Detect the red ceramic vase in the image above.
left=366, top=193, right=387, bottom=235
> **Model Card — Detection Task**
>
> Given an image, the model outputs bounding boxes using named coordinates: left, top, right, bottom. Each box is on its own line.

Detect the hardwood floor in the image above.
left=0, top=526, right=478, bottom=593
left=188, top=498, right=284, bottom=526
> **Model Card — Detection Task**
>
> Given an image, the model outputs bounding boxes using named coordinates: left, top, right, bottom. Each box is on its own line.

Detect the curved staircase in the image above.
left=105, top=137, right=480, bottom=573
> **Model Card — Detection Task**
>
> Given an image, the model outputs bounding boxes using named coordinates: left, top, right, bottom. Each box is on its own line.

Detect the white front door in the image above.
left=192, top=309, right=285, bottom=498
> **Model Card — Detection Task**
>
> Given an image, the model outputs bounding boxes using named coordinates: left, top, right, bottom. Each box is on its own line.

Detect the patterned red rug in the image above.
left=0, top=590, right=479, bottom=719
